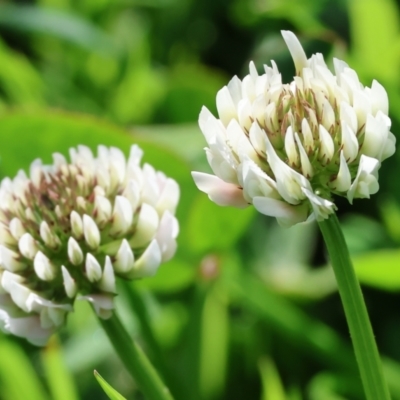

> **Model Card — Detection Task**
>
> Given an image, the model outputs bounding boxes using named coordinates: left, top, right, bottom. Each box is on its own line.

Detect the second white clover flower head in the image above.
left=0, top=144, right=180, bottom=345
left=192, top=31, right=396, bottom=226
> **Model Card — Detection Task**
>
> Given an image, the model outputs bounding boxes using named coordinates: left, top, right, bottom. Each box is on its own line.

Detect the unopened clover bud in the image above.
left=9, top=218, right=26, bottom=241
left=18, top=233, right=38, bottom=260
left=83, top=215, right=101, bottom=249
left=114, top=239, right=135, bottom=274
left=61, top=266, right=77, bottom=298
left=85, top=253, right=102, bottom=282
left=0, top=245, right=25, bottom=272
left=34, top=251, right=56, bottom=281
left=70, top=211, right=83, bottom=239
left=68, top=237, right=83, bottom=266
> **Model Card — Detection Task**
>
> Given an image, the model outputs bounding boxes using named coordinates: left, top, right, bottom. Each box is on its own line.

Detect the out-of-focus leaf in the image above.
left=159, top=64, right=226, bottom=123
left=94, top=370, right=127, bottom=400
left=187, top=193, right=255, bottom=254
left=259, top=357, right=286, bottom=400
left=379, top=197, right=400, bottom=244
left=0, top=37, right=44, bottom=107
left=353, top=249, right=400, bottom=291
left=307, top=372, right=347, bottom=400
left=340, top=214, right=388, bottom=255
left=133, top=123, right=207, bottom=169
left=199, top=283, right=229, bottom=399
left=135, top=258, right=196, bottom=293
left=0, top=4, right=118, bottom=56
left=349, top=0, right=400, bottom=84
left=0, top=338, right=50, bottom=400
left=41, top=336, right=79, bottom=400
left=110, top=66, right=166, bottom=124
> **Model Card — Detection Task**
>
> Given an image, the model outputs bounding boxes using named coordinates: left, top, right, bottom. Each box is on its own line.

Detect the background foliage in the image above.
left=1, top=0, right=400, bottom=399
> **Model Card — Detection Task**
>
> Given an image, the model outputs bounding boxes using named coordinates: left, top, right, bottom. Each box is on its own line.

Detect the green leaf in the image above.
left=135, top=258, right=196, bottom=293
left=259, top=357, right=286, bottom=400
left=0, top=37, right=44, bottom=107
left=353, top=249, right=400, bottom=291
left=0, top=337, right=50, bottom=400
left=187, top=193, right=255, bottom=254
left=348, top=0, right=400, bottom=84
left=41, top=336, right=79, bottom=400
left=94, top=370, right=127, bottom=400
left=0, top=4, right=118, bottom=56
left=199, top=283, right=229, bottom=399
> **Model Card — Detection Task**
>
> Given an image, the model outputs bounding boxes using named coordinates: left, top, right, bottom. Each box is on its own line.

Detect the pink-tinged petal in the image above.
left=191, top=172, right=248, bottom=208
left=253, top=196, right=309, bottom=227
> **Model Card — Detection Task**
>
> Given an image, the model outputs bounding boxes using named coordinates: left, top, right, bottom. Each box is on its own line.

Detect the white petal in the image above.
left=79, top=294, right=114, bottom=319
left=34, top=251, right=55, bottom=281
left=9, top=218, right=26, bottom=240
left=347, top=155, right=380, bottom=203
left=362, top=112, right=389, bottom=160
left=302, top=188, right=336, bottom=221
left=332, top=152, right=351, bottom=192
left=67, top=237, right=83, bottom=265
left=83, top=215, right=101, bottom=249
left=367, top=80, right=389, bottom=115
left=61, top=266, right=77, bottom=298
left=155, top=211, right=179, bottom=262
left=128, top=240, right=162, bottom=279
left=129, top=203, right=159, bottom=248
left=18, top=233, right=38, bottom=260
left=40, top=221, right=60, bottom=249
left=340, top=101, right=358, bottom=133
left=318, top=125, right=335, bottom=164
left=109, top=196, right=133, bottom=236
left=0, top=224, right=16, bottom=246
left=191, top=172, right=248, bottom=208
left=284, top=126, right=299, bottom=166
left=114, top=239, right=135, bottom=273
left=1, top=271, right=31, bottom=312
left=253, top=196, right=309, bottom=227
left=98, top=256, right=116, bottom=293
left=93, top=195, right=112, bottom=227
left=216, top=86, right=237, bottom=126
left=294, top=132, right=313, bottom=178
left=122, top=179, right=141, bottom=211
left=70, top=211, right=83, bottom=239
left=301, top=118, right=314, bottom=152
left=263, top=135, right=310, bottom=204
left=0, top=245, right=25, bottom=272
left=85, top=253, right=102, bottom=282
left=281, top=30, right=308, bottom=73
left=156, top=178, right=180, bottom=215
left=0, top=311, right=53, bottom=346
left=341, top=120, right=359, bottom=163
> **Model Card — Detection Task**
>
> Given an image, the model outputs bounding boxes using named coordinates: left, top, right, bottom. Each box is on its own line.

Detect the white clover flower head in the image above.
left=0, top=145, right=180, bottom=345
left=192, top=31, right=396, bottom=226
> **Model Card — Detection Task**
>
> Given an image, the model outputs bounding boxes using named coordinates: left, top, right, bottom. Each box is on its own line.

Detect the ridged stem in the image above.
left=97, top=312, right=174, bottom=400
left=318, top=213, right=391, bottom=400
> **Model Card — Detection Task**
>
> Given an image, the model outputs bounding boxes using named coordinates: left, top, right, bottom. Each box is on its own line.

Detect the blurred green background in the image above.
left=1, top=0, right=400, bottom=399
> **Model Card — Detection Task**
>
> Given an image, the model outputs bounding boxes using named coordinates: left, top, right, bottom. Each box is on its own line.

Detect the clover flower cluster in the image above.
left=192, top=31, right=396, bottom=226
left=0, top=145, right=179, bottom=345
